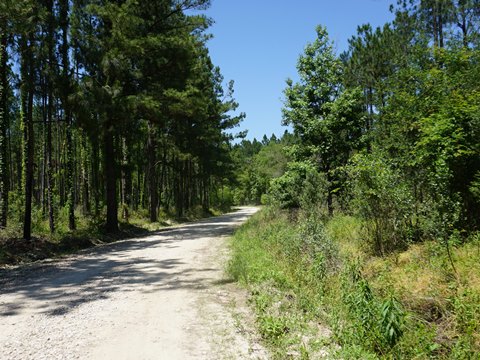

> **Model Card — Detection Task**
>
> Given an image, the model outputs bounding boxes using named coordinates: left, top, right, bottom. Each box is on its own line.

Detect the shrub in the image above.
left=269, top=161, right=327, bottom=209
left=348, top=153, right=415, bottom=254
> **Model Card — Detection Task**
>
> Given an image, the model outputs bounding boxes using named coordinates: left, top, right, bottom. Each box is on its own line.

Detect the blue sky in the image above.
left=203, top=0, right=395, bottom=140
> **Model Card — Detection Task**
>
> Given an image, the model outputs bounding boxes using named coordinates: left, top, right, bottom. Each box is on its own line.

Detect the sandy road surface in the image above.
left=0, top=207, right=266, bottom=360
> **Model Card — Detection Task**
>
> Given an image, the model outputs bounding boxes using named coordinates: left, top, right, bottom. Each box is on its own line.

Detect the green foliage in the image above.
left=469, top=172, right=480, bottom=202
left=348, top=152, right=415, bottom=254
left=268, top=161, right=324, bottom=209
left=231, top=133, right=291, bottom=205
left=337, top=262, right=406, bottom=353
left=258, top=314, right=290, bottom=343
left=229, top=209, right=410, bottom=358
left=230, top=208, right=480, bottom=358
left=297, top=214, right=338, bottom=278
left=228, top=2, right=480, bottom=358
left=453, top=289, right=480, bottom=338
left=282, top=27, right=366, bottom=214
left=228, top=209, right=334, bottom=356
left=0, top=0, right=244, bottom=239
left=381, top=296, right=405, bottom=347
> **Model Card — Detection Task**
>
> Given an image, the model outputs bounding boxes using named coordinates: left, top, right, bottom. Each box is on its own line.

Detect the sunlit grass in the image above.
left=229, top=207, right=480, bottom=359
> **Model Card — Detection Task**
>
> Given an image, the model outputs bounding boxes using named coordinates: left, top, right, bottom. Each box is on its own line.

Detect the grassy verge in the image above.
left=228, top=207, right=480, bottom=359
left=0, top=205, right=227, bottom=267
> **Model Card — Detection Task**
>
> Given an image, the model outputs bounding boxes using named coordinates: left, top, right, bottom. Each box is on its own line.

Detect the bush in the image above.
left=269, top=161, right=328, bottom=209
left=348, top=153, right=415, bottom=254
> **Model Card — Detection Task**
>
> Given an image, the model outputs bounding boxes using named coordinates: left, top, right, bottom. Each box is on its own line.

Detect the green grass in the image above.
left=228, top=207, right=337, bottom=358
left=228, top=207, right=480, bottom=359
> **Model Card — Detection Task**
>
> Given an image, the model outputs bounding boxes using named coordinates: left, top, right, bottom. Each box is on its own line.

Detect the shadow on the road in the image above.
left=0, top=208, right=256, bottom=318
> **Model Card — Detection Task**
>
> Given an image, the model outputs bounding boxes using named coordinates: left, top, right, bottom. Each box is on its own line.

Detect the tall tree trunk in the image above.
left=60, top=0, right=75, bottom=231
left=159, top=144, right=167, bottom=208
left=147, top=121, right=158, bottom=222
left=21, top=35, right=35, bottom=241
left=46, top=98, right=54, bottom=232
left=134, top=168, right=140, bottom=211
left=121, top=136, right=130, bottom=220
left=456, top=6, right=468, bottom=47
left=66, top=120, right=75, bottom=230
left=104, top=121, right=118, bottom=232
left=40, top=91, right=46, bottom=216
left=175, top=156, right=183, bottom=218
left=46, top=0, right=55, bottom=233
left=91, top=130, right=100, bottom=217
left=80, top=131, right=90, bottom=215
left=0, top=29, right=8, bottom=228
left=438, top=10, right=444, bottom=48
left=201, top=166, right=209, bottom=212
left=56, top=116, right=64, bottom=206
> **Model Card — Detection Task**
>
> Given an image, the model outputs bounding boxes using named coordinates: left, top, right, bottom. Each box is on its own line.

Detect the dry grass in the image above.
left=327, top=215, right=480, bottom=356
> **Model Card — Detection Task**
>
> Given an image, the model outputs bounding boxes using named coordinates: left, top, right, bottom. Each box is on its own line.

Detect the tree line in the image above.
left=235, top=0, right=480, bottom=255
left=0, top=0, right=243, bottom=240
left=228, top=2, right=480, bottom=356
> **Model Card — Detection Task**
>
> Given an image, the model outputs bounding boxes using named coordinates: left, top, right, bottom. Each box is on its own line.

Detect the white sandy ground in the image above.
left=0, top=207, right=268, bottom=360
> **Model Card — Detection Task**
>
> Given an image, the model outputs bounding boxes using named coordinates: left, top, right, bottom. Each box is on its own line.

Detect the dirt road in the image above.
left=0, top=207, right=266, bottom=360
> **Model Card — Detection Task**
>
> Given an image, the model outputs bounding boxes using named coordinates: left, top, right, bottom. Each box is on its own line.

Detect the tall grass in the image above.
left=228, top=207, right=480, bottom=359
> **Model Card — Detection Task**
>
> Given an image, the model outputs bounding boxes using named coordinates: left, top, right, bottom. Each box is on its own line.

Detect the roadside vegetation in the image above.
left=229, top=208, right=480, bottom=359
left=229, top=1, right=480, bottom=358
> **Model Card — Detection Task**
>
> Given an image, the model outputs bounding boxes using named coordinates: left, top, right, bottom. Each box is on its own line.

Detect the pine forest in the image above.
left=1, top=0, right=480, bottom=359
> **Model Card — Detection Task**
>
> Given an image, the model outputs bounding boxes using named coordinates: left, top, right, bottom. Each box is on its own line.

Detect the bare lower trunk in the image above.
left=0, top=31, right=8, bottom=228
left=148, top=122, right=158, bottom=222
left=105, top=124, right=118, bottom=233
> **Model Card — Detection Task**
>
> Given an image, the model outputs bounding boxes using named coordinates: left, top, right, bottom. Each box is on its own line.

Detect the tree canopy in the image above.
left=0, top=0, right=243, bottom=239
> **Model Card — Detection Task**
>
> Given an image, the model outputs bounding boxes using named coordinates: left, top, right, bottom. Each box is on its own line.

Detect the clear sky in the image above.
left=203, top=0, right=395, bottom=140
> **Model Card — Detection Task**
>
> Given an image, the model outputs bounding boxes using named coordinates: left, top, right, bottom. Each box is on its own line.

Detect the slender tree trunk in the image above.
left=91, top=130, right=100, bottom=217
left=46, top=0, right=55, bottom=233
left=15, top=143, right=21, bottom=191
left=433, top=6, right=439, bottom=47
left=40, top=91, right=46, bottom=216
left=80, top=131, right=90, bottom=215
left=0, top=30, right=8, bottom=228
left=66, top=120, right=75, bottom=230
left=21, top=35, right=35, bottom=241
left=57, top=113, right=64, bottom=206
left=134, top=168, right=140, bottom=211
left=60, top=0, right=75, bottom=231
left=147, top=121, right=158, bottom=222
left=141, top=170, right=145, bottom=209
left=457, top=8, right=468, bottom=47
left=46, top=104, right=54, bottom=232
left=121, top=136, right=130, bottom=220
left=438, top=12, right=444, bottom=48
left=175, top=157, right=184, bottom=218
left=201, top=167, right=209, bottom=212
left=158, top=144, right=167, bottom=209
left=104, top=121, right=118, bottom=232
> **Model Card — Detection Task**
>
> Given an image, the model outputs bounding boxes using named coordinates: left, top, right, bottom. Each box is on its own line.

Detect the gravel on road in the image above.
left=0, top=207, right=267, bottom=360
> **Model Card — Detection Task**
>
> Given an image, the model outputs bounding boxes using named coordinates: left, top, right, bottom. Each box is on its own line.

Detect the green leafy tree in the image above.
left=283, top=26, right=365, bottom=214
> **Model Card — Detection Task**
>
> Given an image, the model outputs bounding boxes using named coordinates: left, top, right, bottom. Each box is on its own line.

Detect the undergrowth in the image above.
left=228, top=207, right=480, bottom=359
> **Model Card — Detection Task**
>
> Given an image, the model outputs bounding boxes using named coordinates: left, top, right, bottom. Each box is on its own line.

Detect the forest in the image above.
left=229, top=0, right=480, bottom=358
left=0, top=0, right=244, bottom=248
left=1, top=0, right=480, bottom=358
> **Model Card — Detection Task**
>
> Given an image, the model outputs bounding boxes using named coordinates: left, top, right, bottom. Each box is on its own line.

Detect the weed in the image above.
left=229, top=207, right=480, bottom=358
left=259, top=314, right=290, bottom=343
left=380, top=296, right=405, bottom=347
